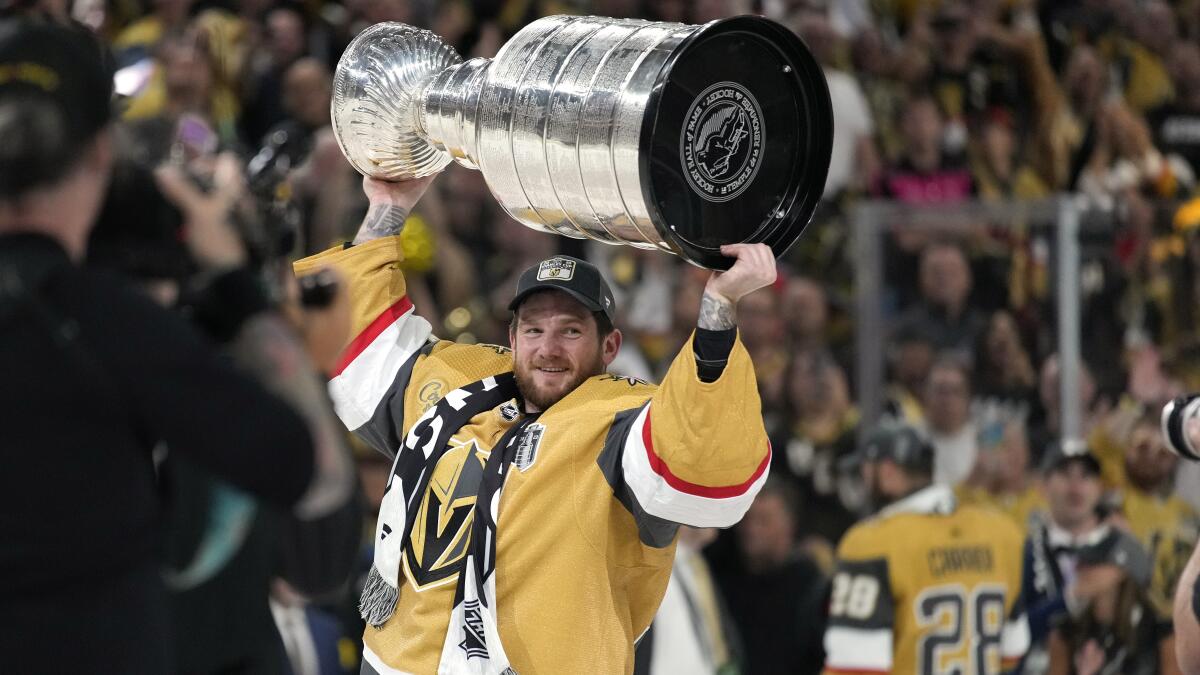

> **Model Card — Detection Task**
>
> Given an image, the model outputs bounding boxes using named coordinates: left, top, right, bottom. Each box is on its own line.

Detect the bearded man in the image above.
left=294, top=175, right=773, bottom=675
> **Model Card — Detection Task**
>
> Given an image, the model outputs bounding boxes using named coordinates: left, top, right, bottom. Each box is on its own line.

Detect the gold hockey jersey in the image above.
left=823, top=485, right=1030, bottom=675
left=1117, top=487, right=1200, bottom=619
left=294, top=237, right=771, bottom=675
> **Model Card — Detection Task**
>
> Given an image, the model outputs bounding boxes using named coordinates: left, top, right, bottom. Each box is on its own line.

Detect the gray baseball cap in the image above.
left=1077, top=529, right=1152, bottom=587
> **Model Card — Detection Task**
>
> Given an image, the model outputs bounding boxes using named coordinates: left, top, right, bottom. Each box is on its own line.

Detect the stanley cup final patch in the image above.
left=680, top=81, right=765, bottom=203
left=514, top=423, right=544, bottom=472
left=536, top=258, right=576, bottom=281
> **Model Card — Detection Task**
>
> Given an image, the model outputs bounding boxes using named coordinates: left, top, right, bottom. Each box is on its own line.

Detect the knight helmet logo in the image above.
left=680, top=82, right=765, bottom=203
left=404, top=441, right=486, bottom=589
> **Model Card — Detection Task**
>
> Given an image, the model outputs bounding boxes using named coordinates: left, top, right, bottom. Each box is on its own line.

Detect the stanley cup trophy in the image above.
left=331, top=15, right=833, bottom=269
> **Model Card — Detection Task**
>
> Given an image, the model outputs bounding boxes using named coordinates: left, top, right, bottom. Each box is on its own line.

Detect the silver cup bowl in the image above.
left=331, top=15, right=833, bottom=269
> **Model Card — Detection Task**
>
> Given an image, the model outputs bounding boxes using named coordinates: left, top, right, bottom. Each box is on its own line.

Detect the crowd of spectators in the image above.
left=7, top=0, right=1200, bottom=671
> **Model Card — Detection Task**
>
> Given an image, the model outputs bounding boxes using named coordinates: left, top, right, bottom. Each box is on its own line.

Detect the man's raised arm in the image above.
left=352, top=176, right=435, bottom=245
left=293, top=176, right=438, bottom=458
left=603, top=244, right=776, bottom=530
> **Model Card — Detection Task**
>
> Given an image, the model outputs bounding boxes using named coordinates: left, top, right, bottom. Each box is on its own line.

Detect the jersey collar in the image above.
left=1046, top=521, right=1110, bottom=549
left=879, top=483, right=957, bottom=518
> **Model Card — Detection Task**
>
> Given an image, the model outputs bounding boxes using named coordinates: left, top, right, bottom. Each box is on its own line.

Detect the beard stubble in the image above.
left=513, top=351, right=606, bottom=412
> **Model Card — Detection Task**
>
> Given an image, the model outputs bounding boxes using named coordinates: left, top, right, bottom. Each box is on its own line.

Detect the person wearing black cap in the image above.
left=0, top=17, right=353, bottom=674
left=1020, top=443, right=1152, bottom=673
left=823, top=421, right=1030, bottom=674
left=293, top=175, right=774, bottom=674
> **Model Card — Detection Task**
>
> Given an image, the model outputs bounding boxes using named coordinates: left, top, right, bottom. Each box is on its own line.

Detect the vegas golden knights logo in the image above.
left=404, top=441, right=488, bottom=589
left=536, top=258, right=576, bottom=281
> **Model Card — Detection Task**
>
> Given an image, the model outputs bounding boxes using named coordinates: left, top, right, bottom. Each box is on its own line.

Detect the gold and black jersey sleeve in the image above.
left=294, top=236, right=512, bottom=459
left=595, top=332, right=772, bottom=531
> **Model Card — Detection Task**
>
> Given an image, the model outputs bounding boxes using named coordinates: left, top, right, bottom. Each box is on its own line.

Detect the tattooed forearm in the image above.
left=698, top=291, right=736, bottom=331
left=352, top=203, right=411, bottom=244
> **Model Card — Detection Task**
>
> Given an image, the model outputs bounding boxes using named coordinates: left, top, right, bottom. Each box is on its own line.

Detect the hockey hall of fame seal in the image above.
left=679, top=81, right=765, bottom=203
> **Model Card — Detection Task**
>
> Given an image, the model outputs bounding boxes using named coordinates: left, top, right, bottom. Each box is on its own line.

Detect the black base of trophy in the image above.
left=640, top=15, right=833, bottom=270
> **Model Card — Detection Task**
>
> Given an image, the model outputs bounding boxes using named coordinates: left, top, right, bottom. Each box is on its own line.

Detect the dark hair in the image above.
left=920, top=239, right=969, bottom=265
left=927, top=352, right=973, bottom=393
left=0, top=95, right=77, bottom=199
left=901, top=88, right=942, bottom=119
left=1060, top=576, right=1150, bottom=657
left=895, top=459, right=934, bottom=485
left=756, top=476, right=801, bottom=522
left=87, top=159, right=191, bottom=282
left=594, top=310, right=614, bottom=336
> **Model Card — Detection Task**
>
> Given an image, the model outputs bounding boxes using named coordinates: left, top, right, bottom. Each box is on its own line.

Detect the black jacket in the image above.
left=0, top=233, right=315, bottom=673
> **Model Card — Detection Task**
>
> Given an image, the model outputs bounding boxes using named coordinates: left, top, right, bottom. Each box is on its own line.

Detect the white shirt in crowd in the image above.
left=648, top=545, right=728, bottom=675
left=822, top=68, right=875, bottom=198
left=271, top=598, right=320, bottom=675
left=926, top=422, right=978, bottom=486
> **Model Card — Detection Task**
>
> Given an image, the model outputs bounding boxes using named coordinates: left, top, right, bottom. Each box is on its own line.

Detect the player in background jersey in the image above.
left=823, top=422, right=1030, bottom=675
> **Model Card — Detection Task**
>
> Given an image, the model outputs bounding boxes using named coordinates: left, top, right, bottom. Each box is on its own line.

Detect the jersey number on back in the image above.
left=915, top=584, right=1006, bottom=675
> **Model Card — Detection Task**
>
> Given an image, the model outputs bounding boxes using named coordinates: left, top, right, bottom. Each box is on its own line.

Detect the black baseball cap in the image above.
left=1041, top=441, right=1102, bottom=476
left=508, top=255, right=617, bottom=323
left=0, top=18, right=113, bottom=146
left=841, top=422, right=935, bottom=474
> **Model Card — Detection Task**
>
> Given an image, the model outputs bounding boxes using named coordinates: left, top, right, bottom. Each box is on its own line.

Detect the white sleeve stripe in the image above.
left=620, top=404, right=768, bottom=527
left=328, top=306, right=432, bottom=430
left=823, top=626, right=893, bottom=671
left=1001, top=613, right=1031, bottom=659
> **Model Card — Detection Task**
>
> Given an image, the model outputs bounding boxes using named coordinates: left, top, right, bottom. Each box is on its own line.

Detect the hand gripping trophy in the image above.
left=331, top=14, right=833, bottom=269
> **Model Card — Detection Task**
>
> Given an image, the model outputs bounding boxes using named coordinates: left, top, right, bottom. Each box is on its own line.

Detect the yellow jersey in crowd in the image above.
left=1117, top=487, right=1200, bottom=618
left=955, top=483, right=1046, bottom=535
left=823, top=485, right=1030, bottom=675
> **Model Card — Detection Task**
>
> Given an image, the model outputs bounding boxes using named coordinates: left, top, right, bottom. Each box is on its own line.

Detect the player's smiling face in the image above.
left=510, top=290, right=620, bottom=413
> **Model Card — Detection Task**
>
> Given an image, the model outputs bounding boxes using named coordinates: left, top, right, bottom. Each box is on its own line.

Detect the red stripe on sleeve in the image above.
left=331, top=296, right=414, bottom=377
left=640, top=405, right=770, bottom=499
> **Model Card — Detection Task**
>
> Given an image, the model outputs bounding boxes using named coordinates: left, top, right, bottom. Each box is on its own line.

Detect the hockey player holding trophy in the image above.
left=295, top=13, right=832, bottom=674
